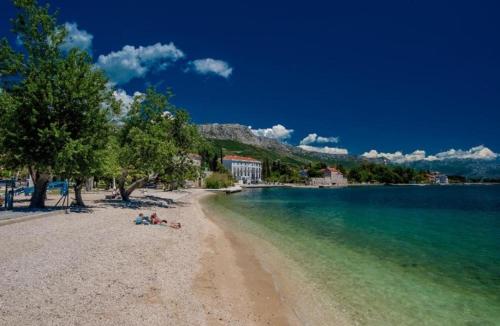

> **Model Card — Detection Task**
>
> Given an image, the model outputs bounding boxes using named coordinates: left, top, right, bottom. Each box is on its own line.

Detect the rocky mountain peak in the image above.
left=197, top=123, right=293, bottom=153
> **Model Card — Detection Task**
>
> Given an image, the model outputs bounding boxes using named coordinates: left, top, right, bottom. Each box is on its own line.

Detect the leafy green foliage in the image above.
left=266, top=160, right=303, bottom=183
left=205, top=172, right=234, bottom=189
left=97, top=137, right=122, bottom=180
left=117, top=87, right=201, bottom=197
left=0, top=0, right=116, bottom=207
left=347, top=163, right=427, bottom=184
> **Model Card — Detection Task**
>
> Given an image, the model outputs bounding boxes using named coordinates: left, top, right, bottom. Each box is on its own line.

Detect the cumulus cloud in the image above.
left=298, top=145, right=348, bottom=155
left=250, top=124, right=294, bottom=141
left=361, top=145, right=498, bottom=163
left=300, top=133, right=339, bottom=145
left=187, top=58, right=233, bottom=78
left=361, top=149, right=426, bottom=163
left=60, top=22, right=93, bottom=53
left=431, top=145, right=498, bottom=160
left=97, top=42, right=185, bottom=85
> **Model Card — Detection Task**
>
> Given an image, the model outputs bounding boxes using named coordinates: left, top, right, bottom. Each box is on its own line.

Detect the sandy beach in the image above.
left=0, top=189, right=304, bottom=326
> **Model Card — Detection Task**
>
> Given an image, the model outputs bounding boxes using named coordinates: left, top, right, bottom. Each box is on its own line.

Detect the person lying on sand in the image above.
left=150, top=212, right=168, bottom=225
left=151, top=212, right=182, bottom=229
left=134, top=212, right=181, bottom=229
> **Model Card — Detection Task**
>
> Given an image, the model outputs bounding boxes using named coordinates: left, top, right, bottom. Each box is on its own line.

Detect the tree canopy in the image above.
left=0, top=0, right=116, bottom=207
left=116, top=87, right=201, bottom=200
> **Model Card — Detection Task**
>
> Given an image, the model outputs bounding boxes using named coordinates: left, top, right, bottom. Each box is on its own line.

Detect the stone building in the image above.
left=223, top=155, right=262, bottom=184
left=308, top=167, right=348, bottom=186
left=427, top=171, right=449, bottom=184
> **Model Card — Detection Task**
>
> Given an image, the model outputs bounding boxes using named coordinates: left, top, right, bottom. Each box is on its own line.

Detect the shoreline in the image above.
left=199, top=192, right=355, bottom=326
left=0, top=188, right=357, bottom=325
left=199, top=186, right=500, bottom=325
left=193, top=191, right=301, bottom=325
left=0, top=188, right=319, bottom=325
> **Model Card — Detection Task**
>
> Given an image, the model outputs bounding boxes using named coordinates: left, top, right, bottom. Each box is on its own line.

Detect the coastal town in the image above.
left=0, top=151, right=454, bottom=209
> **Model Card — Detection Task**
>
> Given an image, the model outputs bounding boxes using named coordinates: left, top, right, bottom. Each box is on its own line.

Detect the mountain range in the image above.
left=198, top=123, right=500, bottom=179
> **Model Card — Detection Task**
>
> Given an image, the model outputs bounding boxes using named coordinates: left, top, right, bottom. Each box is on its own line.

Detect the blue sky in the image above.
left=1, top=0, right=499, bottom=160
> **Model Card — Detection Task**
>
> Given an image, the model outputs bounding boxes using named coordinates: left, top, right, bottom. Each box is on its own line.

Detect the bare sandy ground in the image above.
left=0, top=189, right=302, bottom=325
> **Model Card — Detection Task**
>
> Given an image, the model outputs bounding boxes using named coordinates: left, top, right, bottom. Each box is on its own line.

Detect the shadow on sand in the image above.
left=94, top=194, right=185, bottom=210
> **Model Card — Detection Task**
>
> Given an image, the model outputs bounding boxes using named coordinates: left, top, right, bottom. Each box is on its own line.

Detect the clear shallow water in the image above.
left=205, top=185, right=500, bottom=325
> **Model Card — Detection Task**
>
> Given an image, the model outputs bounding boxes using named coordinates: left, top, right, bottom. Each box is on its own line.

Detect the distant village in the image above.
left=190, top=154, right=450, bottom=188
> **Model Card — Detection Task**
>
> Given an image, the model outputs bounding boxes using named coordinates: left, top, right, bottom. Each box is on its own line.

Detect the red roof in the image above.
left=320, top=167, right=342, bottom=175
left=223, top=155, right=260, bottom=163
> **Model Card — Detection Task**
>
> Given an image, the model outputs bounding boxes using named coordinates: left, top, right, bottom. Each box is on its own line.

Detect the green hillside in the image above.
left=209, top=139, right=307, bottom=165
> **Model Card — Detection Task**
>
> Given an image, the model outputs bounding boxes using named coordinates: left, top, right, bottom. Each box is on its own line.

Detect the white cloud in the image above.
left=251, top=124, right=294, bottom=141
left=298, top=145, right=348, bottom=155
left=361, top=150, right=425, bottom=163
left=433, top=145, right=497, bottom=160
left=187, top=58, right=233, bottom=78
left=300, top=133, right=339, bottom=145
left=361, top=145, right=498, bottom=163
left=317, top=136, right=339, bottom=143
left=60, top=22, right=93, bottom=53
left=97, top=43, right=185, bottom=85
left=113, top=89, right=144, bottom=111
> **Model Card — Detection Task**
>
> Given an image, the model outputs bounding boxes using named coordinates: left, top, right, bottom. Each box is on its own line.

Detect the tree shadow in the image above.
left=94, top=196, right=175, bottom=209
left=0, top=205, right=67, bottom=221
left=69, top=206, right=94, bottom=214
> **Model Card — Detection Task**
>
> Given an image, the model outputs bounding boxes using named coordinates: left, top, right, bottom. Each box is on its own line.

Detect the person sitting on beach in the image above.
left=135, top=213, right=144, bottom=225
left=134, top=213, right=151, bottom=225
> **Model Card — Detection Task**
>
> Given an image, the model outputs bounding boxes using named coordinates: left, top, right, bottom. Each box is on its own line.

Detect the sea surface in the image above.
left=203, top=185, right=500, bottom=325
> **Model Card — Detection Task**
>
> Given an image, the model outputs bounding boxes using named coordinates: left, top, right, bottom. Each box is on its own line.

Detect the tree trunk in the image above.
left=118, top=171, right=129, bottom=201
left=29, top=170, right=49, bottom=209
left=118, top=170, right=147, bottom=202
left=74, top=179, right=85, bottom=207
left=85, top=177, right=94, bottom=192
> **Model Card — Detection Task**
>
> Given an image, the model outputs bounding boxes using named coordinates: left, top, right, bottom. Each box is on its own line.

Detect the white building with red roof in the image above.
left=223, top=155, right=262, bottom=184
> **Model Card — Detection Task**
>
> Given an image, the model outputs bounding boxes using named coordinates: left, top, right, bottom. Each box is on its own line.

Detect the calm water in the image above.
left=205, top=185, right=500, bottom=325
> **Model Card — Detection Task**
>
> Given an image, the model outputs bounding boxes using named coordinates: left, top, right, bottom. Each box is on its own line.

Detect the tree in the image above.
left=262, top=158, right=271, bottom=180
left=336, top=164, right=346, bottom=175
left=0, top=0, right=115, bottom=207
left=95, top=136, right=122, bottom=187
left=116, top=87, right=200, bottom=201
left=52, top=50, right=115, bottom=206
left=0, top=0, right=65, bottom=208
left=159, top=110, right=201, bottom=190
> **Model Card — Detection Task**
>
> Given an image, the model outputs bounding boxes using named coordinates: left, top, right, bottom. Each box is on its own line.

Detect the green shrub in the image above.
left=205, top=172, right=234, bottom=189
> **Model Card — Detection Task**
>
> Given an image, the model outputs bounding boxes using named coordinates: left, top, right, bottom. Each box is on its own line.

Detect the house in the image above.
left=308, top=167, right=348, bottom=187
left=427, top=171, right=449, bottom=184
left=223, top=155, right=262, bottom=184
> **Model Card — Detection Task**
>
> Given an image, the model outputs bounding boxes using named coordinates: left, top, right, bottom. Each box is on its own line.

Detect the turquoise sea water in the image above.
left=204, top=185, right=500, bottom=325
